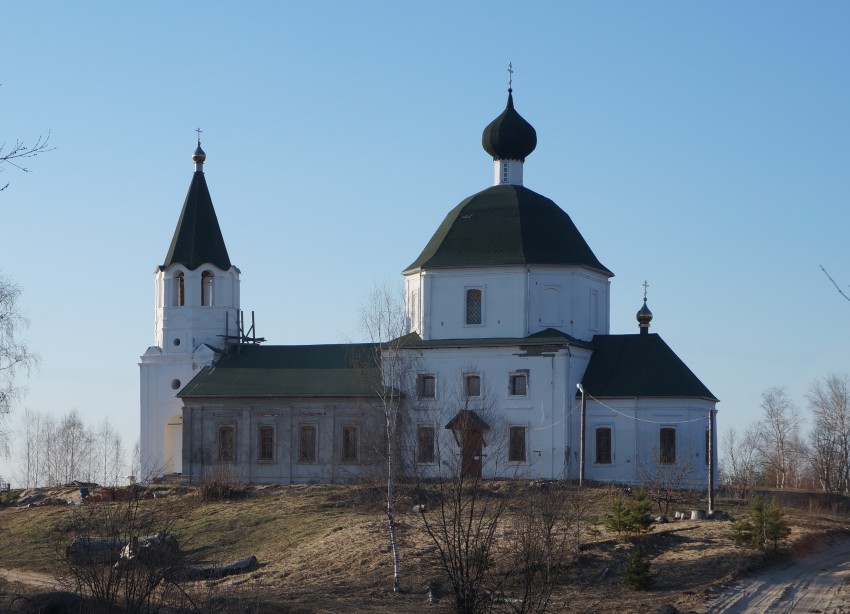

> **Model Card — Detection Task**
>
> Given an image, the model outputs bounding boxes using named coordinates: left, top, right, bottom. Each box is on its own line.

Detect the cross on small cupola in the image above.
left=192, top=128, right=207, bottom=171
left=637, top=280, right=653, bottom=334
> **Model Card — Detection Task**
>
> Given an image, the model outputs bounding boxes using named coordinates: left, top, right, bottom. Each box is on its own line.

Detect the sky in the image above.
left=1, top=2, right=848, bottom=470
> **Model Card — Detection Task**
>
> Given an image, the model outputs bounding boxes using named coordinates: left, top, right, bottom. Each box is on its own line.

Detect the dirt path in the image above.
left=696, top=537, right=850, bottom=613
left=0, top=568, right=67, bottom=592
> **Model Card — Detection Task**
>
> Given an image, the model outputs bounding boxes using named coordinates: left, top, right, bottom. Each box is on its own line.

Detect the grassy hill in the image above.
left=0, top=482, right=847, bottom=613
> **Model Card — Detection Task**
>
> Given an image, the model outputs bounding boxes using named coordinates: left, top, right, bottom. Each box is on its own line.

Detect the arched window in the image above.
left=201, top=271, right=214, bottom=306
left=173, top=272, right=185, bottom=307
left=466, top=289, right=482, bottom=325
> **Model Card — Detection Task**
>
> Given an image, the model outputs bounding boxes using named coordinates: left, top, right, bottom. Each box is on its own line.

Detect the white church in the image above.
left=140, top=88, right=718, bottom=487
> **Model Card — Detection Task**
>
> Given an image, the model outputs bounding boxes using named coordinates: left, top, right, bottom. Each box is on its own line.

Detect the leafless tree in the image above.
left=806, top=373, right=850, bottom=494
left=413, top=378, right=515, bottom=614
left=60, top=486, right=190, bottom=613
left=720, top=425, right=762, bottom=499
left=754, top=387, right=804, bottom=489
left=636, top=445, right=698, bottom=516
left=360, top=282, right=418, bottom=593
left=0, top=132, right=53, bottom=191
left=820, top=265, right=850, bottom=303
left=0, top=274, right=37, bottom=457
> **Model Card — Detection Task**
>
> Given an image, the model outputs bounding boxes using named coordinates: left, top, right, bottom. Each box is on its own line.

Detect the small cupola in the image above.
left=482, top=67, right=537, bottom=186
left=193, top=141, right=206, bottom=173
left=637, top=282, right=653, bottom=334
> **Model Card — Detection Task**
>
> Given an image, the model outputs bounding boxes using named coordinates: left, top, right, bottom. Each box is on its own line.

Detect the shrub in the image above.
left=729, top=496, right=790, bottom=553
left=624, top=544, right=657, bottom=591
left=605, top=488, right=655, bottom=540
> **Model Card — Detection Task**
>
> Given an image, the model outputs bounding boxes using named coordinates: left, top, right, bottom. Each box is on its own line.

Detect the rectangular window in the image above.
left=417, top=374, right=436, bottom=399
left=258, top=426, right=274, bottom=461
left=465, top=374, right=481, bottom=398
left=417, top=426, right=435, bottom=464
left=509, top=372, right=528, bottom=396
left=218, top=426, right=235, bottom=463
left=590, top=289, right=599, bottom=331
left=509, top=426, right=526, bottom=462
left=299, top=425, right=317, bottom=463
left=595, top=427, right=612, bottom=464
left=466, top=288, right=482, bottom=325
left=660, top=428, right=676, bottom=465
left=342, top=426, right=359, bottom=463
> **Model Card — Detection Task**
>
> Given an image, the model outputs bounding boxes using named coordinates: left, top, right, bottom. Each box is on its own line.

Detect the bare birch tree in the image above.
left=806, top=373, right=850, bottom=494
left=0, top=274, right=37, bottom=457
left=720, top=425, right=761, bottom=499
left=0, top=131, right=53, bottom=191
left=360, top=282, right=417, bottom=593
left=755, top=387, right=803, bottom=489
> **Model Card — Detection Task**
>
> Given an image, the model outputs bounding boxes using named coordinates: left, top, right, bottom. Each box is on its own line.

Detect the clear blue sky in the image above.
left=2, top=2, right=848, bottom=460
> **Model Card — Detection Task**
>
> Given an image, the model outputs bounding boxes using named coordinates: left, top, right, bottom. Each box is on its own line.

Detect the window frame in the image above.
left=173, top=272, right=185, bottom=307
left=218, top=425, right=235, bottom=463
left=465, top=287, right=483, bottom=326
left=416, top=425, right=436, bottom=464
left=341, top=425, right=359, bottom=464
left=660, top=427, right=676, bottom=465
left=417, top=374, right=437, bottom=399
left=298, top=424, right=317, bottom=463
left=465, top=373, right=481, bottom=398
left=595, top=426, right=612, bottom=465
left=258, top=425, right=275, bottom=462
left=509, top=370, right=529, bottom=397
left=201, top=270, right=214, bottom=306
left=508, top=425, right=527, bottom=462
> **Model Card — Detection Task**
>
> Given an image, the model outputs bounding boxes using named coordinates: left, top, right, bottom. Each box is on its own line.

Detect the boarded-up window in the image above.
left=299, top=425, right=317, bottom=463
left=509, top=426, right=526, bottom=462
left=590, top=289, right=599, bottom=331
left=660, top=428, right=676, bottom=465
left=218, top=426, right=235, bottom=462
left=466, top=289, right=482, bottom=325
left=417, top=426, right=435, bottom=464
left=342, top=426, right=358, bottom=463
left=510, top=372, right=528, bottom=396
left=418, top=374, right=436, bottom=398
left=465, top=374, right=481, bottom=397
left=258, top=426, right=274, bottom=461
left=596, top=427, right=612, bottom=464
left=541, top=285, right=561, bottom=325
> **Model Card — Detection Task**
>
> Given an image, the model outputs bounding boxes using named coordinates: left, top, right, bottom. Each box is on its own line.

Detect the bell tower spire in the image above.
left=141, top=137, right=241, bottom=479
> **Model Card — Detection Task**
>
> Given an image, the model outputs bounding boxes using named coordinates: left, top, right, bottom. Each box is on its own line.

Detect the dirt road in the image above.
left=696, top=537, right=850, bottom=613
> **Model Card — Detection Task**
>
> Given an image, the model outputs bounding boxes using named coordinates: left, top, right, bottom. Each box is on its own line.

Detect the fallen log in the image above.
left=168, top=556, right=259, bottom=582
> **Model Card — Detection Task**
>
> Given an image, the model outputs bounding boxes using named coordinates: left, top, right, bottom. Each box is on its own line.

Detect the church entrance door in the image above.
left=460, top=428, right=483, bottom=479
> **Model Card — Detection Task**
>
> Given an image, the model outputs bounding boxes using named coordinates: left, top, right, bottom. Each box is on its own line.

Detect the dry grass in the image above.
left=0, top=483, right=848, bottom=613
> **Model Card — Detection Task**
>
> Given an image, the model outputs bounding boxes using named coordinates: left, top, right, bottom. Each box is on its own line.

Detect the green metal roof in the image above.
left=580, top=334, right=718, bottom=401
left=404, top=185, right=613, bottom=275
left=178, top=343, right=382, bottom=398
left=394, top=328, right=592, bottom=350
left=163, top=172, right=231, bottom=271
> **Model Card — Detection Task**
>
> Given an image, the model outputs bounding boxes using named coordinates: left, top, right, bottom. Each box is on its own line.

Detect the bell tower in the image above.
left=140, top=140, right=240, bottom=478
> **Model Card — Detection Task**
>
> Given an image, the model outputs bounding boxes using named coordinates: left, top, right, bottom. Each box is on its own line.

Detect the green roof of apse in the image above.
left=405, top=184, right=612, bottom=275
left=163, top=172, right=231, bottom=271
left=580, top=334, right=718, bottom=401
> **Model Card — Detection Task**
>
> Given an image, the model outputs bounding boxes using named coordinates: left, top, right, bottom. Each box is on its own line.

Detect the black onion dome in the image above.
left=482, top=90, right=537, bottom=161
left=404, top=184, right=612, bottom=275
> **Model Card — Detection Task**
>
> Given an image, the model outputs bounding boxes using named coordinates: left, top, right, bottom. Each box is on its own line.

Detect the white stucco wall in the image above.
left=405, top=266, right=610, bottom=342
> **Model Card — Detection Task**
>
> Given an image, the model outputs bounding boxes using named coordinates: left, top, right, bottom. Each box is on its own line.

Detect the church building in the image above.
left=140, top=88, right=718, bottom=487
